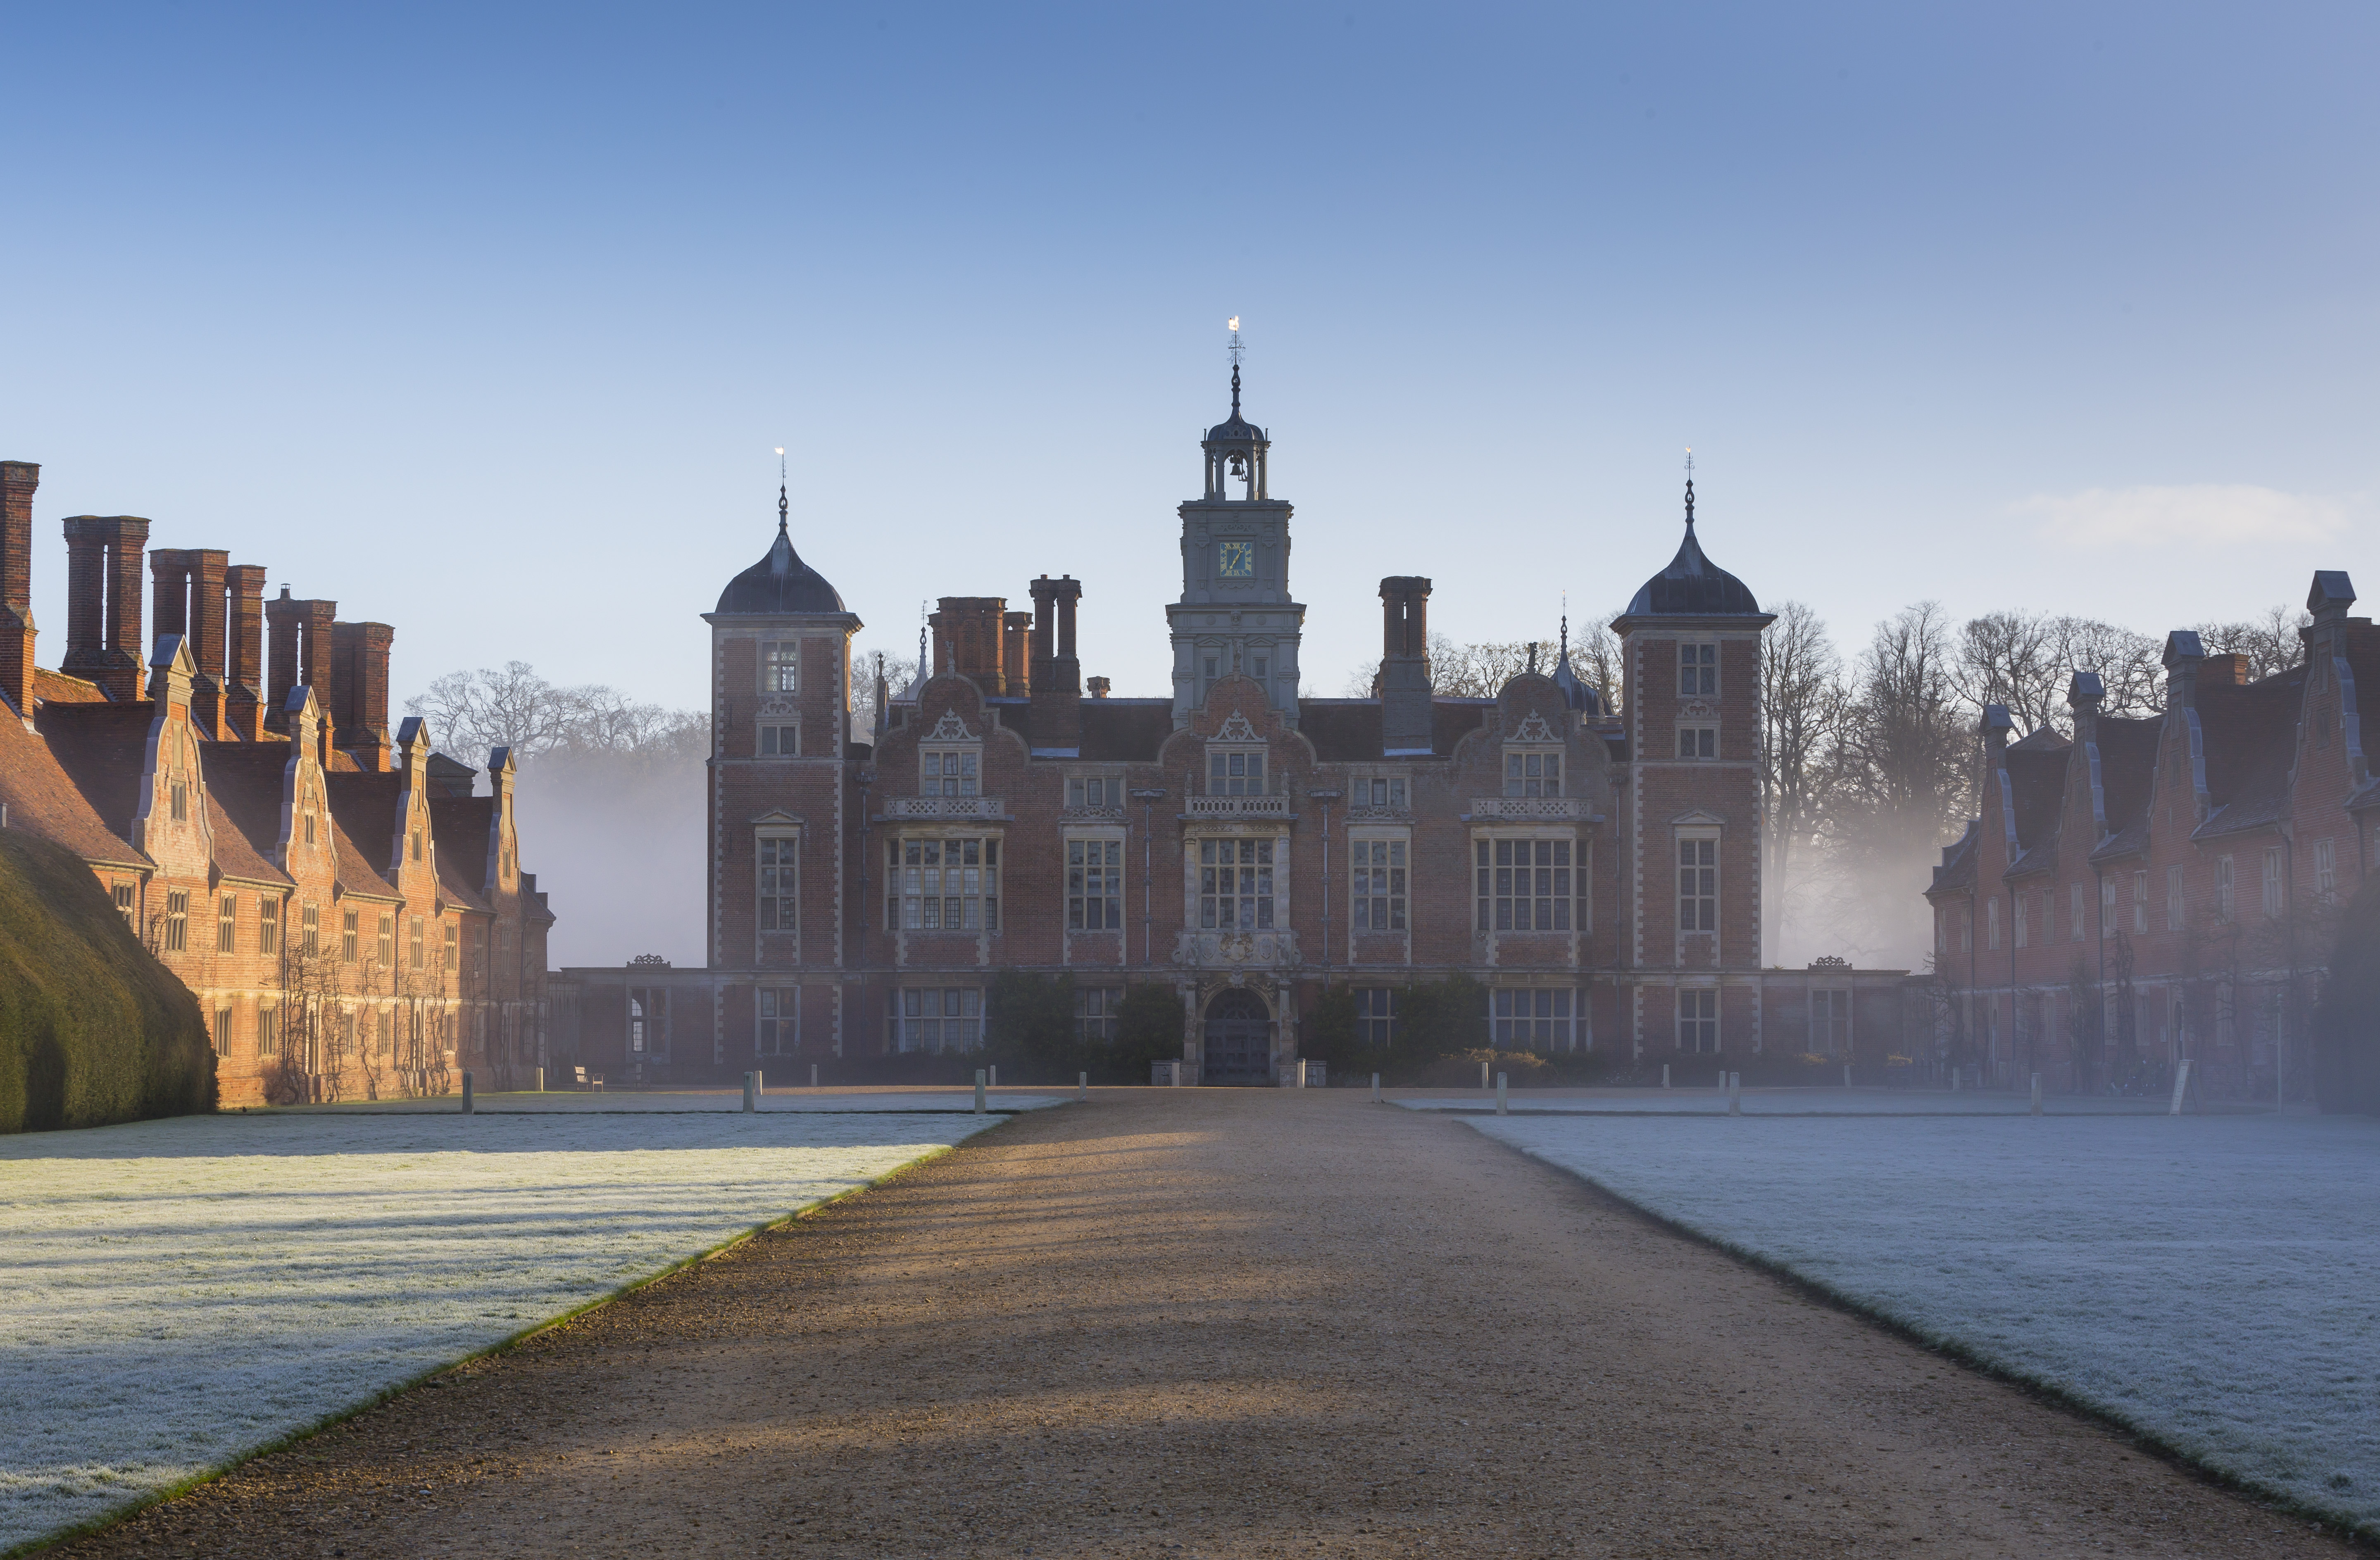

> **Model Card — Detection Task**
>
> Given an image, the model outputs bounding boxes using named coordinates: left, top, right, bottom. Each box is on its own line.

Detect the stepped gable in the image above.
left=2196, top=666, right=2307, bottom=837
left=0, top=701, right=140, bottom=866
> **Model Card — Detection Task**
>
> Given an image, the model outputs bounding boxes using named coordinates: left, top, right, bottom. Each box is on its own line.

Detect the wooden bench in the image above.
left=572, top=1065, right=605, bottom=1092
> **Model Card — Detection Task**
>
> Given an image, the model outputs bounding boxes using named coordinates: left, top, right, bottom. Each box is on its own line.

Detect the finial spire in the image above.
left=1684, top=447, right=1696, bottom=529
left=1227, top=316, right=1244, bottom=415
left=1560, top=594, right=1570, bottom=657
left=775, top=445, right=789, bottom=533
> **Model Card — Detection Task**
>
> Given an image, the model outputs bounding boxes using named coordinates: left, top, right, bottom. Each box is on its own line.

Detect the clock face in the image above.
left=1219, top=540, right=1254, bottom=578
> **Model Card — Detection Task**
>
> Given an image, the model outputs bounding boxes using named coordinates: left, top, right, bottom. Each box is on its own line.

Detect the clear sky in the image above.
left=4, top=3, right=2374, bottom=713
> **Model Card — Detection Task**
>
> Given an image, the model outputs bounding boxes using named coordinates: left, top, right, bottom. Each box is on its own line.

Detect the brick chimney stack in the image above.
left=62, top=517, right=107, bottom=687
left=224, top=565, right=268, bottom=739
left=1028, top=574, right=1083, bottom=754
left=1379, top=575, right=1434, bottom=755
left=149, top=549, right=192, bottom=642
left=334, top=620, right=395, bottom=769
left=299, top=597, right=338, bottom=755
left=186, top=550, right=229, bottom=739
left=1003, top=609, right=1033, bottom=696
left=0, top=461, right=37, bottom=716
left=99, top=517, right=150, bottom=702
left=265, top=588, right=302, bottom=732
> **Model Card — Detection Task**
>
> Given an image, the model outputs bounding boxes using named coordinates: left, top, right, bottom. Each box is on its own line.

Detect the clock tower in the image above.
left=1168, top=352, right=1305, bottom=729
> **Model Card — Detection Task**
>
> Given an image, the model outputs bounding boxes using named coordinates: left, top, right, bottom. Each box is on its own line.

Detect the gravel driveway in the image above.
left=51, top=1089, right=2354, bottom=1558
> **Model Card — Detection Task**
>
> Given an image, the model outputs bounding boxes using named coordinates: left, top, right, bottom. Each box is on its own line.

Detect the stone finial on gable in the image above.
left=145, top=633, right=195, bottom=704
left=2309, top=570, right=2356, bottom=621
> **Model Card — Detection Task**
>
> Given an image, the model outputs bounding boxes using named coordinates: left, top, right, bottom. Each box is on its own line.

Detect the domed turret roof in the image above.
left=1549, top=634, right=1602, bottom=715
left=1624, top=479, right=1763, bottom=618
left=715, top=489, right=846, bottom=616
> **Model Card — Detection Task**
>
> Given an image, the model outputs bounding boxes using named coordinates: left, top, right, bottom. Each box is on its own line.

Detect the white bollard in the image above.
left=1661, top=1063, right=1671, bottom=1089
left=1496, top=1072, right=1509, bottom=1115
left=974, top=1070, right=987, bottom=1115
left=1727, top=1072, right=1742, bottom=1116
left=753, top=1069, right=764, bottom=1097
left=461, top=1071, right=474, bottom=1115
left=989, top=1065, right=998, bottom=1089
left=1371, top=1071, right=1381, bottom=1103
left=2169, top=1058, right=2192, bottom=1116
left=2029, top=1071, right=2043, bottom=1116
left=1952, top=1068, right=1961, bottom=1093
left=1079, top=1071, right=1088, bottom=1101
left=1480, top=1060, right=1490, bottom=1091
left=532, top=1065, right=544, bottom=1093
left=1297, top=1060, right=1309, bottom=1089
left=1844, top=1063, right=1853, bottom=1089
left=811, top=1063, right=819, bottom=1089
left=743, top=1072, right=756, bottom=1113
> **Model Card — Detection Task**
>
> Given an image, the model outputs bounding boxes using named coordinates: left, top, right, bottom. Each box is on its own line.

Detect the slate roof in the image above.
left=0, top=703, right=143, bottom=867
left=715, top=517, right=846, bottom=616
left=1624, top=501, right=1764, bottom=619
left=2194, top=667, right=2305, bottom=838
left=2086, top=717, right=2163, bottom=863
left=1930, top=819, right=1979, bottom=894
left=1078, top=699, right=1174, bottom=763
left=199, top=744, right=298, bottom=887
left=2000, top=731, right=2070, bottom=878
left=429, top=795, right=497, bottom=908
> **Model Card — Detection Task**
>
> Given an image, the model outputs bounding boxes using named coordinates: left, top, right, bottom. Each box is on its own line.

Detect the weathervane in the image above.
left=1684, top=447, right=1696, bottom=528
left=1227, top=315, right=1243, bottom=415
left=775, top=445, right=789, bottom=531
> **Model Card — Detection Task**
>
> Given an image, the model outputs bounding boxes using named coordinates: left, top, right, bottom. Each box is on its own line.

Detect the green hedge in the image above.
left=0, top=831, right=215, bottom=1133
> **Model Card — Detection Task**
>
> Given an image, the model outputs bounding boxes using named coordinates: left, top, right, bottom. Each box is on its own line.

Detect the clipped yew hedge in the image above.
left=0, top=830, right=214, bottom=1132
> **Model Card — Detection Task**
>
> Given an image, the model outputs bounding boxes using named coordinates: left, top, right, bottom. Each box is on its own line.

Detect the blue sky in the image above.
left=4, top=2, right=2374, bottom=711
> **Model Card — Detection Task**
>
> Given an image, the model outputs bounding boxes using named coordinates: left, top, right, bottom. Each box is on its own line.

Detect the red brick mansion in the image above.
left=555, top=371, right=1911, bottom=1081
left=0, top=460, right=555, bottom=1106
left=1925, top=572, right=2378, bottom=1099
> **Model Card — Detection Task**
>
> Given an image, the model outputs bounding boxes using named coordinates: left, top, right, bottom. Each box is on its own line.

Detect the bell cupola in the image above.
left=1167, top=321, right=1307, bottom=729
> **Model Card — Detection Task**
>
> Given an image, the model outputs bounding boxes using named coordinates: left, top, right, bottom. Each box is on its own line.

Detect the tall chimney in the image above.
left=1028, top=574, right=1082, bottom=754
left=186, top=549, right=229, bottom=739
left=300, top=597, right=337, bottom=754
left=1379, top=575, right=1434, bottom=755
left=265, top=588, right=302, bottom=732
left=335, top=620, right=395, bottom=769
left=0, top=462, right=37, bottom=716
left=100, top=516, right=150, bottom=702
left=1002, top=609, right=1033, bottom=696
left=150, top=549, right=192, bottom=642
left=62, top=518, right=108, bottom=688
left=224, top=565, right=269, bottom=740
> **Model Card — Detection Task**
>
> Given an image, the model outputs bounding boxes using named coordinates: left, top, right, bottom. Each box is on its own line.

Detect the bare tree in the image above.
left=2193, top=604, right=2311, bottom=682
left=1759, top=601, right=1847, bottom=956
left=852, top=648, right=920, bottom=739
left=1811, top=603, right=1971, bottom=966
left=1956, top=611, right=2161, bottom=732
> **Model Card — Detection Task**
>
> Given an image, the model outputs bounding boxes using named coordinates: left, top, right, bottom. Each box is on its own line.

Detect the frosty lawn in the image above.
left=0, top=1108, right=1019, bottom=1553
left=1466, top=1111, right=2380, bottom=1534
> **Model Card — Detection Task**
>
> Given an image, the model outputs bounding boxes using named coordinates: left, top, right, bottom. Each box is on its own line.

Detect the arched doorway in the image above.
left=1202, top=988, right=1275, bottom=1085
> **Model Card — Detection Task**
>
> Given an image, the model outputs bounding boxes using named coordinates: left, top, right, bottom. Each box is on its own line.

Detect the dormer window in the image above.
left=921, top=747, right=980, bottom=797
left=763, top=640, right=799, bottom=694
left=1207, top=748, right=1266, bottom=795
left=1503, top=749, right=1561, bottom=798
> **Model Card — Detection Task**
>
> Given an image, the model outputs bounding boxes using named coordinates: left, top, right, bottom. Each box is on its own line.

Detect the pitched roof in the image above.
left=2000, top=735, right=2069, bottom=878
left=429, top=794, right=496, bottom=902
left=1930, top=819, right=1978, bottom=894
left=2087, top=717, right=2163, bottom=863
left=36, top=702, right=158, bottom=846
left=2194, top=667, right=2304, bottom=838
left=198, top=744, right=297, bottom=887
left=0, top=704, right=143, bottom=867
left=1077, top=699, right=1174, bottom=763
